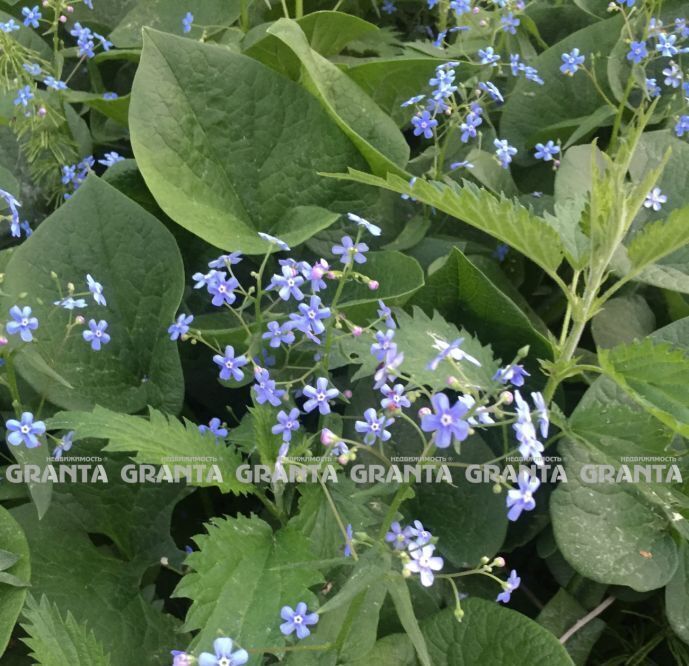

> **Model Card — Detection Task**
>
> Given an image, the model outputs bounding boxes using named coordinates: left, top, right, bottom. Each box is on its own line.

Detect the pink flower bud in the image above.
left=37, top=106, right=47, bottom=117
left=343, top=389, right=353, bottom=399
left=352, top=326, right=362, bottom=337
left=66, top=4, right=74, bottom=12
left=320, top=428, right=338, bottom=445
left=500, top=390, right=514, bottom=405
left=368, top=280, right=379, bottom=291
left=75, top=315, right=85, bottom=325
left=418, top=407, right=431, bottom=418
left=59, top=14, right=67, bottom=22
left=0, top=336, right=8, bottom=346
left=493, top=557, right=505, bottom=568
left=338, top=454, right=349, bottom=465
left=327, top=271, right=337, bottom=280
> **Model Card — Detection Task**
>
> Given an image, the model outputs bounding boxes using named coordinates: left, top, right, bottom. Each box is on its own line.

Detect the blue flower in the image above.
left=494, top=363, right=529, bottom=387
left=21, top=6, right=41, bottom=28
left=168, top=314, right=193, bottom=341
left=272, top=408, right=301, bottom=442
left=494, top=243, right=509, bottom=262
left=198, top=637, right=248, bottom=666
left=70, top=23, right=96, bottom=58
left=478, top=81, right=503, bottom=103
left=208, top=252, right=242, bottom=269
left=280, top=602, right=319, bottom=640
left=347, top=212, right=381, bottom=236
left=332, top=235, right=369, bottom=266
left=1, top=188, right=21, bottom=237
left=401, top=94, right=425, bottom=107
left=98, top=151, right=124, bottom=167
left=428, top=336, right=480, bottom=370
left=450, top=160, right=474, bottom=170
left=513, top=391, right=544, bottom=464
left=371, top=329, right=397, bottom=362
left=457, top=394, right=495, bottom=426
left=23, top=62, right=41, bottom=76
left=627, top=40, right=648, bottom=64
left=494, top=139, right=517, bottom=168
left=385, top=521, right=410, bottom=550
left=404, top=544, right=443, bottom=587
left=531, top=391, right=549, bottom=439
left=676, top=115, right=689, bottom=137
left=534, top=140, right=560, bottom=161
left=496, top=569, right=521, bottom=603
left=171, top=651, right=191, bottom=666
left=262, top=321, right=295, bottom=348
left=460, top=111, right=482, bottom=142
left=213, top=346, right=248, bottom=382
left=0, top=19, right=20, bottom=32
left=344, top=523, right=353, bottom=557
left=506, top=471, right=540, bottom=521
left=663, top=63, right=682, bottom=88
left=355, top=408, right=394, bottom=445
left=560, top=48, right=584, bottom=75
left=377, top=300, right=395, bottom=328
left=53, top=431, right=74, bottom=459
left=257, top=232, right=290, bottom=251
left=182, top=12, right=194, bottom=34
left=86, top=274, right=106, bottom=306
left=83, top=319, right=110, bottom=351
left=404, top=519, right=433, bottom=545
left=373, top=349, right=404, bottom=390
left=14, top=85, right=33, bottom=107
left=380, top=383, right=410, bottom=411
left=450, top=0, right=471, bottom=14
left=522, top=65, right=544, bottom=85
left=656, top=33, right=678, bottom=57
left=421, top=393, right=470, bottom=448
left=500, top=12, right=520, bottom=34
left=644, top=187, right=667, bottom=211
left=54, top=297, right=87, bottom=310
left=6, top=412, right=45, bottom=448
left=269, top=265, right=305, bottom=301
left=382, top=0, right=396, bottom=13
left=289, top=295, right=331, bottom=340
left=103, top=92, right=119, bottom=100
left=209, top=272, right=240, bottom=307
left=478, top=47, right=500, bottom=66
left=646, top=78, right=661, bottom=98
left=199, top=417, right=228, bottom=440
left=253, top=368, right=285, bottom=406
left=411, top=110, right=438, bottom=139
left=303, top=377, right=339, bottom=415
left=6, top=305, right=38, bottom=342
left=43, top=76, right=67, bottom=90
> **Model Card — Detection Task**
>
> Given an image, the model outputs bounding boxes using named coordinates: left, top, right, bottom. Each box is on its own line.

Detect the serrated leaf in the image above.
left=48, top=406, right=249, bottom=495
left=325, top=170, right=565, bottom=279
left=21, top=595, right=111, bottom=666
left=174, top=515, right=323, bottom=663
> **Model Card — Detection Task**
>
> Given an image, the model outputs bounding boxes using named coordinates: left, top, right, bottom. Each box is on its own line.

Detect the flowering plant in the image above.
left=1, top=0, right=689, bottom=664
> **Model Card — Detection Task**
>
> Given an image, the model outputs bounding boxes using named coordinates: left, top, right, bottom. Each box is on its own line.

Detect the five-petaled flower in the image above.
left=7, top=305, right=38, bottom=342
left=303, top=377, right=339, bottom=415
left=421, top=393, right=470, bottom=448
left=506, top=471, right=540, bottom=521
left=560, top=48, right=585, bottom=75
left=197, top=637, right=248, bottom=666
left=496, top=569, right=521, bottom=603
left=199, top=417, right=228, bottom=440
left=213, top=345, right=248, bottom=382
left=404, top=544, right=444, bottom=586
left=355, top=408, right=394, bottom=445
left=86, top=274, right=106, bottom=306
left=83, top=319, right=111, bottom=351
left=411, top=110, right=437, bottom=139
left=280, top=602, right=319, bottom=640
left=332, top=236, right=369, bottom=266
left=168, top=314, right=193, bottom=341
left=6, top=412, right=45, bottom=448
left=272, top=408, right=301, bottom=442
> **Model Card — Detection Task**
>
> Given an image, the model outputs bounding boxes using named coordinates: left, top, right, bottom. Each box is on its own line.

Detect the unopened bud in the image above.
left=67, top=282, right=75, bottom=294
left=479, top=19, right=488, bottom=26
left=418, top=407, right=431, bottom=418
left=500, top=390, right=513, bottom=405
left=368, top=280, right=379, bottom=291
left=160, top=556, right=169, bottom=567
left=37, top=106, right=47, bottom=118
left=66, top=4, right=74, bottom=12
left=337, top=454, right=348, bottom=465
left=75, top=315, right=85, bottom=325
left=50, top=271, right=58, bottom=279
left=320, top=428, right=338, bottom=445
left=480, top=556, right=490, bottom=565
left=343, top=389, right=353, bottom=399
left=493, top=557, right=505, bottom=568
left=492, top=483, right=502, bottom=494
left=454, top=606, right=465, bottom=621
left=352, top=326, right=362, bottom=337
left=59, top=14, right=67, bottom=22
left=0, top=336, right=8, bottom=346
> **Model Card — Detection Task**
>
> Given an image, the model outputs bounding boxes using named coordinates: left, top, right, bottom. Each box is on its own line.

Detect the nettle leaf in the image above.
left=500, top=16, right=622, bottom=159
left=326, top=170, right=565, bottom=280
left=409, top=247, right=553, bottom=365
left=0, top=506, right=30, bottom=656
left=591, top=295, right=655, bottom=349
left=11, top=497, right=184, bottom=666
left=48, top=406, right=249, bottom=495
left=130, top=29, right=370, bottom=254
left=598, top=338, right=689, bottom=437
left=666, top=543, right=689, bottom=646
left=422, top=601, right=575, bottom=665
left=2, top=176, right=184, bottom=414
left=110, top=0, right=241, bottom=47
left=174, top=515, right=323, bottom=663
left=550, top=439, right=678, bottom=592
left=20, top=595, right=112, bottom=666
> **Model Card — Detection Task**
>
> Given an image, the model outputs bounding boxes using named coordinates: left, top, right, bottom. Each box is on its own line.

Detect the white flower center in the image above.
left=316, top=392, right=325, bottom=401
left=440, top=414, right=453, bottom=426
left=21, top=318, right=29, bottom=326
left=293, top=614, right=303, bottom=624
left=20, top=425, right=30, bottom=434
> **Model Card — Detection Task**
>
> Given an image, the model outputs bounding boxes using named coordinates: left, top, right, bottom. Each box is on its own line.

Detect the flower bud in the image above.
left=66, top=4, right=74, bottom=12
left=352, top=326, right=362, bottom=337
left=320, top=428, right=338, bottom=445
left=492, top=483, right=502, bottom=494
left=418, top=407, right=431, bottom=418
left=0, top=336, right=8, bottom=346
left=493, top=556, right=505, bottom=568
left=480, top=556, right=490, bottom=565
left=454, top=606, right=465, bottom=621
left=160, top=556, right=169, bottom=567
left=75, top=315, right=85, bottom=325
left=343, top=389, right=353, bottom=399
left=368, top=280, right=379, bottom=291
left=500, top=390, right=513, bottom=405
left=37, top=106, right=47, bottom=118
left=59, top=14, right=67, bottom=22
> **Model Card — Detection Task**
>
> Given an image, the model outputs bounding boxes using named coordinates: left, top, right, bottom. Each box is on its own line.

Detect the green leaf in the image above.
left=325, top=170, right=565, bottom=279
left=174, top=515, right=323, bottom=663
left=500, top=17, right=621, bottom=159
left=408, top=437, right=508, bottom=567
left=340, top=634, right=416, bottom=666
left=109, top=0, right=241, bottom=47
left=550, top=439, right=679, bottom=592
left=2, top=176, right=184, bottom=414
left=409, top=247, right=552, bottom=364
left=0, top=549, right=19, bottom=572
left=422, top=601, right=575, bottom=665
left=20, top=595, right=111, bottom=666
left=591, top=295, right=655, bottom=349
left=0, top=506, right=30, bottom=657
left=666, top=543, right=689, bottom=645
left=48, top=406, right=249, bottom=495
left=130, top=29, right=370, bottom=253
left=62, top=91, right=130, bottom=127
left=385, top=572, right=432, bottom=666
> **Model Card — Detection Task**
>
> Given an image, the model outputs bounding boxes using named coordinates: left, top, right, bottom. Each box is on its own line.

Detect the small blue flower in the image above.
left=0, top=19, right=20, bottom=33
left=14, top=85, right=33, bottom=107
left=371, top=329, right=397, bottom=362
left=644, top=187, right=667, bottom=211
left=6, top=412, right=45, bottom=448
left=560, top=48, right=585, bottom=75
left=534, top=140, right=560, bottom=161
left=494, top=363, right=529, bottom=387
left=86, top=274, right=106, bottom=306
left=513, top=390, right=544, bottom=464
left=500, top=12, right=520, bottom=35
left=43, top=76, right=67, bottom=91
left=531, top=391, right=549, bottom=439
left=253, top=368, right=285, bottom=407
left=405, top=519, right=433, bottom=545
left=478, top=47, right=500, bottom=66
left=23, top=62, right=41, bottom=76
left=98, top=151, right=124, bottom=167
left=168, top=314, right=193, bottom=341
left=380, top=383, right=410, bottom=411
left=663, top=63, right=682, bottom=88
left=199, top=417, right=228, bottom=440
left=506, top=471, right=540, bottom=521
left=208, top=252, right=242, bottom=269
left=269, top=265, right=305, bottom=302
left=303, top=377, right=339, bottom=415
left=182, top=12, right=194, bottom=34
left=344, top=523, right=353, bottom=557
left=676, top=115, right=689, bottom=137
left=257, top=232, right=290, bottom=251
left=646, top=78, right=661, bottom=98
left=450, top=0, right=471, bottom=14
left=373, top=348, right=404, bottom=390
left=171, top=651, right=191, bottom=666
left=656, top=33, right=678, bottom=58
left=347, top=212, right=381, bottom=237
left=272, top=408, right=300, bottom=442
left=6, top=305, right=38, bottom=342
left=212, top=345, right=248, bottom=382
left=103, top=92, right=118, bottom=100
left=198, top=637, right=248, bottom=666
left=1, top=188, right=21, bottom=238
left=83, top=319, right=110, bottom=351
left=522, top=65, right=544, bottom=85
left=208, top=272, right=239, bottom=307
left=428, top=337, right=480, bottom=370
left=262, top=321, right=295, bottom=348
left=382, top=0, right=396, bottom=13
left=22, top=6, right=41, bottom=28
left=404, top=544, right=443, bottom=587
left=494, top=139, right=517, bottom=168
left=411, top=110, right=438, bottom=139
left=496, top=569, right=521, bottom=603
left=289, top=295, right=331, bottom=340
left=478, top=81, right=503, bottom=103
left=377, top=300, right=395, bottom=329
left=401, top=94, right=425, bottom=108
left=494, top=243, right=509, bottom=262
left=627, top=40, right=648, bottom=64
left=53, top=431, right=74, bottom=459
left=355, top=408, right=394, bottom=445
left=280, top=602, right=319, bottom=640
left=70, top=23, right=96, bottom=58
left=460, top=110, right=482, bottom=143
left=421, top=393, right=470, bottom=448
left=385, top=521, right=410, bottom=550
left=53, top=297, right=87, bottom=310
